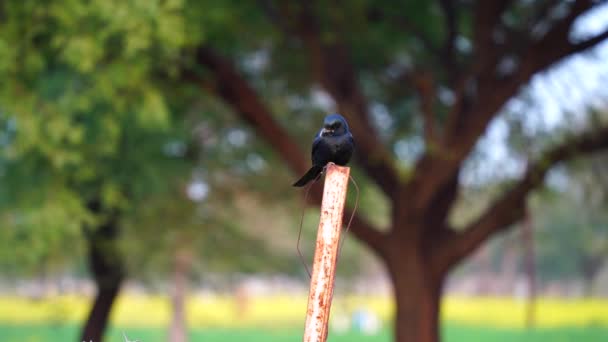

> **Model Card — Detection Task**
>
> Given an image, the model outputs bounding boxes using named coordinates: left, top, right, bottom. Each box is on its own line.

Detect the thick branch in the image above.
left=423, top=170, right=459, bottom=232
left=422, top=170, right=460, bottom=277
left=437, top=126, right=608, bottom=269
left=413, top=71, right=438, bottom=144
left=189, top=46, right=387, bottom=257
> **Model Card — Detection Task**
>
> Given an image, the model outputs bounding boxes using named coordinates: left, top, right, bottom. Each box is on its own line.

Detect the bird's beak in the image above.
left=321, top=128, right=333, bottom=136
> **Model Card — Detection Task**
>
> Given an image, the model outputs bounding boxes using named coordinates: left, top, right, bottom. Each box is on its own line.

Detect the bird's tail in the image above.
left=292, top=165, right=323, bottom=187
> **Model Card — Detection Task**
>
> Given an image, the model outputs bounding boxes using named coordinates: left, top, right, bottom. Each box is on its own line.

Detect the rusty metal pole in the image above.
left=303, top=164, right=350, bottom=342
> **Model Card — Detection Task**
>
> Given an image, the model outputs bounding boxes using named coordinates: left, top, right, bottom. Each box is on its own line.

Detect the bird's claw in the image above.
left=323, top=162, right=336, bottom=172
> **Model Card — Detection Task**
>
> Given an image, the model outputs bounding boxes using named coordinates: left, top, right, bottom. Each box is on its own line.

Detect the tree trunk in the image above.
left=387, top=241, right=444, bottom=342
left=169, top=249, right=193, bottom=342
left=81, top=210, right=124, bottom=342
left=582, top=274, right=595, bottom=298
left=521, top=208, right=536, bottom=328
left=81, top=282, right=122, bottom=342
left=581, top=256, right=602, bottom=298
left=499, top=238, right=519, bottom=295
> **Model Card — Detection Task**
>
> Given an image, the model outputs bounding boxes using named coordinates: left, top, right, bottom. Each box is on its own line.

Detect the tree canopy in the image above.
left=2, top=1, right=608, bottom=342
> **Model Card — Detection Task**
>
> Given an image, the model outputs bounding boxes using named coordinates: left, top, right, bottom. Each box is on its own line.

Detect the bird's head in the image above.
left=320, top=114, right=349, bottom=137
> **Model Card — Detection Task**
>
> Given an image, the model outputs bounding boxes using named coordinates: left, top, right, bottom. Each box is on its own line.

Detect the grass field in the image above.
left=1, top=323, right=608, bottom=342
left=0, top=294, right=607, bottom=341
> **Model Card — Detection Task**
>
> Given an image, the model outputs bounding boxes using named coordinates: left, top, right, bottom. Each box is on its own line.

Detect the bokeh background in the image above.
left=1, top=1, right=608, bottom=341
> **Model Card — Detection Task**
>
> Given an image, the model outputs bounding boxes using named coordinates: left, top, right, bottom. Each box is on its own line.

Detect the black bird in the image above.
left=292, top=114, right=354, bottom=187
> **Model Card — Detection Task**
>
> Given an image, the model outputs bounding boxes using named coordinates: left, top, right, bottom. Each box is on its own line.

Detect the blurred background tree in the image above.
left=1, top=1, right=608, bottom=342
left=180, top=2, right=608, bottom=341
left=535, top=153, right=608, bottom=296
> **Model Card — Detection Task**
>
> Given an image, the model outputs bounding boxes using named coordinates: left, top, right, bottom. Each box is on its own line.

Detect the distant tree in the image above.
left=0, top=1, right=194, bottom=340
left=535, top=153, right=608, bottom=296
left=179, top=2, right=608, bottom=341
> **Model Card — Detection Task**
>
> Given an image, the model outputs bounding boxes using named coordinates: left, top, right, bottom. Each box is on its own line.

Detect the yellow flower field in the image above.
left=0, top=294, right=606, bottom=329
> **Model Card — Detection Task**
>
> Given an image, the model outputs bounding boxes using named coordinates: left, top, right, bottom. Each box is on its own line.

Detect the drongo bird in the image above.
left=292, top=114, right=354, bottom=187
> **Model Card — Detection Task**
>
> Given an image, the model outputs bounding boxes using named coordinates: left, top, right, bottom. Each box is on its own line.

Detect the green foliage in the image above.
left=0, top=0, right=311, bottom=278
left=0, top=0, right=194, bottom=274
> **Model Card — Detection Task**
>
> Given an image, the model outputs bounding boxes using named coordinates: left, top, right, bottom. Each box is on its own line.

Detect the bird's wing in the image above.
left=311, top=134, right=322, bottom=157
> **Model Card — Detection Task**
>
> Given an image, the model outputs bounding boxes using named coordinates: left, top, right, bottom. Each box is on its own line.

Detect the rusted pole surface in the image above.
left=303, top=164, right=350, bottom=342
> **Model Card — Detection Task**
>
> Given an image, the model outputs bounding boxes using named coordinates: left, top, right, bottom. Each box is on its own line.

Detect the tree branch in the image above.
left=423, top=170, right=459, bottom=232
left=408, top=1, right=607, bottom=214
left=187, top=46, right=388, bottom=257
left=413, top=71, right=438, bottom=145
left=437, top=126, right=608, bottom=268
left=422, top=170, right=461, bottom=276
left=448, top=0, right=596, bottom=148
left=569, top=28, right=608, bottom=55
left=454, top=0, right=597, bottom=142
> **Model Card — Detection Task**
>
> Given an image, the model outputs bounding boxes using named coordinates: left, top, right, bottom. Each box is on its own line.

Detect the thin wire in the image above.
left=297, top=180, right=315, bottom=278
left=337, top=174, right=360, bottom=260
left=296, top=184, right=313, bottom=278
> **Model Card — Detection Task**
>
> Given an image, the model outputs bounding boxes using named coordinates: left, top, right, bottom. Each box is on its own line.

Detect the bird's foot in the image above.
left=323, top=162, right=336, bottom=172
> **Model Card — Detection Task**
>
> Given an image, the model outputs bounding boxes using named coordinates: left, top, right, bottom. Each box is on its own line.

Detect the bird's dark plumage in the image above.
left=292, top=114, right=354, bottom=187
